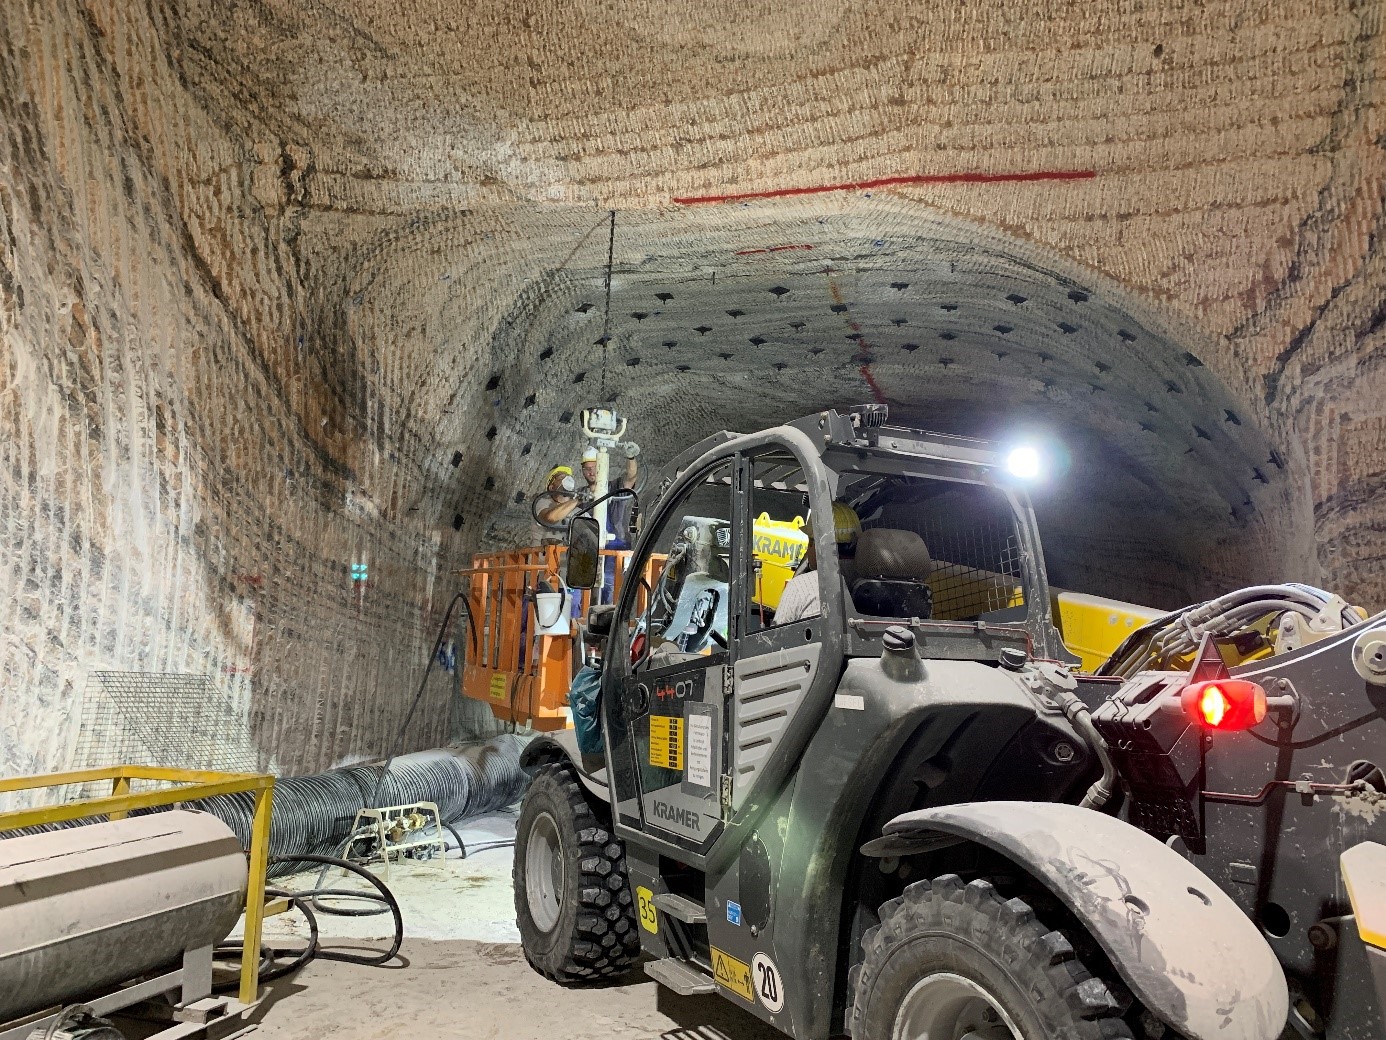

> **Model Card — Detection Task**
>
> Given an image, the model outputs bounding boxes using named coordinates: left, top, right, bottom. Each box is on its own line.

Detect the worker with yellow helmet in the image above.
left=773, top=501, right=860, bottom=624
left=534, top=441, right=642, bottom=543
left=534, top=464, right=582, bottom=537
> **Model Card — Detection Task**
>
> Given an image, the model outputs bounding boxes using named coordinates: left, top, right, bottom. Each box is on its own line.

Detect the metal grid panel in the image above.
left=2, top=672, right=258, bottom=817
left=72, top=671, right=259, bottom=778
left=886, top=508, right=1026, bottom=622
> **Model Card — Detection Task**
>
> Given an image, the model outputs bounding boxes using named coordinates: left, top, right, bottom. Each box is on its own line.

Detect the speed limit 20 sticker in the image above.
left=751, top=953, right=785, bottom=1014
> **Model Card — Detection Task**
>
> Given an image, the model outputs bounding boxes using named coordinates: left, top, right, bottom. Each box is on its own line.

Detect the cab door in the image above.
left=604, top=457, right=742, bottom=857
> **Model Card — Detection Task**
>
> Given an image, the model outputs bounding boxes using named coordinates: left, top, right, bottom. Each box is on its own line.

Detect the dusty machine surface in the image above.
left=0, top=810, right=249, bottom=1038
left=509, top=406, right=1385, bottom=1040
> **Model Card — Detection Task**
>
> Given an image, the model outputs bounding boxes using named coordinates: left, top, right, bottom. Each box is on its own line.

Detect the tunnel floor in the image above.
left=223, top=811, right=782, bottom=1040
left=247, top=937, right=782, bottom=1040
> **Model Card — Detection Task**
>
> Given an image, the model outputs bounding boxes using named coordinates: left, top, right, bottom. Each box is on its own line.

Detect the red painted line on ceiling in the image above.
left=825, top=273, right=887, bottom=406
left=858, top=363, right=886, bottom=404
left=676, top=169, right=1096, bottom=206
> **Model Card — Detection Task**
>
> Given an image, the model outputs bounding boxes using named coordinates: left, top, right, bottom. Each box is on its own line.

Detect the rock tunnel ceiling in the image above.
left=376, top=204, right=1294, bottom=609
left=2, top=0, right=1383, bottom=785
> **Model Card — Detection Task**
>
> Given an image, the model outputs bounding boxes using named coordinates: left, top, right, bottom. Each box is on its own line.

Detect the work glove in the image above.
left=624, top=441, right=641, bottom=459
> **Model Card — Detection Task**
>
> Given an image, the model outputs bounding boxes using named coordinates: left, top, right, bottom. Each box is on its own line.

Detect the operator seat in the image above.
left=849, top=527, right=934, bottom=619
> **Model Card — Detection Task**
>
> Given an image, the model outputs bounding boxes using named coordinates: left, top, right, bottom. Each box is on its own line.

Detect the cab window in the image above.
left=626, top=461, right=735, bottom=671
left=746, top=452, right=812, bottom=632
left=844, top=477, right=1027, bottom=623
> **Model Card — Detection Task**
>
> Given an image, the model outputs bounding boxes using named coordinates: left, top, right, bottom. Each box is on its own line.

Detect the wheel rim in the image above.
left=892, top=971, right=1024, bottom=1040
left=525, top=810, right=565, bottom=933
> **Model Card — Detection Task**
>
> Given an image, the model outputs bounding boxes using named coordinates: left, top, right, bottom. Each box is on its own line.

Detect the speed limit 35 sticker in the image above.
left=751, top=952, right=785, bottom=1014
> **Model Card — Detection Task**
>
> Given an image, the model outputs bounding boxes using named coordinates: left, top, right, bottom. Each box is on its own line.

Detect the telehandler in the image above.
left=505, top=407, right=1386, bottom=1040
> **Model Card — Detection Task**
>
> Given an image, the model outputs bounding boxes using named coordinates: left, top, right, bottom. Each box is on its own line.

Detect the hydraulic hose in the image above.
left=1048, top=686, right=1117, bottom=810
left=213, top=852, right=404, bottom=989
left=1096, top=583, right=1362, bottom=678
left=1073, top=708, right=1117, bottom=810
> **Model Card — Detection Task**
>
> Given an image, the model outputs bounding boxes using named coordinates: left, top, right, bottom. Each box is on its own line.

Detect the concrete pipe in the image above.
left=0, top=810, right=248, bottom=1022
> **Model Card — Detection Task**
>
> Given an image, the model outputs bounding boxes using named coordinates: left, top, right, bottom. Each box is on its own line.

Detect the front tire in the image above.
left=850, top=874, right=1135, bottom=1040
left=513, top=761, right=641, bottom=982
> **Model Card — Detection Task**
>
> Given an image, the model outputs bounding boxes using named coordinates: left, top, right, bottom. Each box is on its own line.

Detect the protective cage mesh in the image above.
left=881, top=505, right=1027, bottom=622
left=922, top=515, right=1025, bottom=619
left=74, top=670, right=260, bottom=771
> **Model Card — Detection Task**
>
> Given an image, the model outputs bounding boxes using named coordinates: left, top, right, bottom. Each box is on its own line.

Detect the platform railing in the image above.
left=457, top=545, right=659, bottom=729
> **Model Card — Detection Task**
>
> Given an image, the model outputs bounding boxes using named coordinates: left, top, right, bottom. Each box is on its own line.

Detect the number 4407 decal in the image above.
left=752, top=953, right=785, bottom=1014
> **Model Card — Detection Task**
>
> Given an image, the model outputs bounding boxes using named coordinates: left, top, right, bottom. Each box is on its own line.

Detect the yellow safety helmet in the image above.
left=547, top=464, right=574, bottom=482
left=806, top=502, right=861, bottom=545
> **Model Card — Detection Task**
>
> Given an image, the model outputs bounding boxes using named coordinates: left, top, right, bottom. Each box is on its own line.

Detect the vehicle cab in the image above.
left=597, top=405, right=1068, bottom=859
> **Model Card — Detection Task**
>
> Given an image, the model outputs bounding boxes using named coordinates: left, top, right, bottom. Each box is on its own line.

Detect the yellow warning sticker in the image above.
left=711, top=946, right=755, bottom=1002
left=648, top=715, right=685, bottom=771
left=636, top=886, right=658, bottom=934
left=489, top=673, right=508, bottom=701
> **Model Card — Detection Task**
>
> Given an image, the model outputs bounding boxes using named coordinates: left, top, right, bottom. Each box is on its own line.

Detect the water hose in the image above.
left=213, top=852, right=404, bottom=989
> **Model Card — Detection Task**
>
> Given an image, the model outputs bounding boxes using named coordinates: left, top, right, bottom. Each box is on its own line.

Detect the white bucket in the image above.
left=534, top=591, right=571, bottom=636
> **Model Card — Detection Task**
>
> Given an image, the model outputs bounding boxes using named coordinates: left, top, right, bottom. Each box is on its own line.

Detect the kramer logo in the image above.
left=652, top=800, right=701, bottom=832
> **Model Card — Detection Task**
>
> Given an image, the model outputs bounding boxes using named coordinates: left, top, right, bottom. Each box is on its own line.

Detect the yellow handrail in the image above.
left=0, top=764, right=275, bottom=1006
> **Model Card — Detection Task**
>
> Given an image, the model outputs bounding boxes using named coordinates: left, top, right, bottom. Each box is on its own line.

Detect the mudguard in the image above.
left=518, top=731, right=609, bottom=802
left=876, top=802, right=1288, bottom=1040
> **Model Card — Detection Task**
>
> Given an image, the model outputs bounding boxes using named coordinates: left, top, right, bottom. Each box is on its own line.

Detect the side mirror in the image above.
left=586, top=604, right=616, bottom=640
left=565, top=516, right=601, bottom=589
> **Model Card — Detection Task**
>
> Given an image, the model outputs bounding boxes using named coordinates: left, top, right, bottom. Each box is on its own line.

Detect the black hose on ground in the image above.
left=440, top=820, right=515, bottom=860
left=213, top=852, right=405, bottom=989
left=459, top=839, right=516, bottom=856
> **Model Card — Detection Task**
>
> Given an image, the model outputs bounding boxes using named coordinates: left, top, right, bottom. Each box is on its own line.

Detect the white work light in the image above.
left=1004, top=445, right=1043, bottom=480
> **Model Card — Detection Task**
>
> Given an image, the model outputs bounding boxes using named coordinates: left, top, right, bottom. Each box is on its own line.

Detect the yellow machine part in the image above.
left=1054, top=591, right=1164, bottom=673
left=1342, top=841, right=1386, bottom=950
left=752, top=513, right=808, bottom=610
left=929, top=565, right=1024, bottom=622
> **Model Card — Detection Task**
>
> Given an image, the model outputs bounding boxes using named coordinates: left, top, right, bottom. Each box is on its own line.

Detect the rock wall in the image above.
left=0, top=0, right=471, bottom=785
left=1, top=0, right=1383, bottom=783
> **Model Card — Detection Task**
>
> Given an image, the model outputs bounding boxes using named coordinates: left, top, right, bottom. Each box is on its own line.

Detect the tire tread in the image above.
left=514, top=762, right=641, bottom=984
left=849, top=873, right=1136, bottom=1040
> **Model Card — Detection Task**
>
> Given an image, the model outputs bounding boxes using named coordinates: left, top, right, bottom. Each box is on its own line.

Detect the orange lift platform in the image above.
left=457, top=545, right=660, bottom=730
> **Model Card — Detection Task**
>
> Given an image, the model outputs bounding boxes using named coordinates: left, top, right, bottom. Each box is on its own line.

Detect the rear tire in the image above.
left=850, top=874, right=1135, bottom=1040
left=513, top=761, right=641, bottom=982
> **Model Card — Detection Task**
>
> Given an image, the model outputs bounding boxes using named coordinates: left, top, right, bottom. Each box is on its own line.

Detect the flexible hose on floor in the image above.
left=0, top=735, right=531, bottom=866
left=213, top=852, right=404, bottom=989
left=199, top=736, right=529, bottom=877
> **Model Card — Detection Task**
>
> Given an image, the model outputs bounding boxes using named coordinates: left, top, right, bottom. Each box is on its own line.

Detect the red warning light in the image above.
left=1181, top=679, right=1267, bottom=731
left=1198, top=685, right=1228, bottom=726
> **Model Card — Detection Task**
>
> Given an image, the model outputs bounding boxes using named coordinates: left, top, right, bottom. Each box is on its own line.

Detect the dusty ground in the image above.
left=230, top=811, right=783, bottom=1039
left=247, top=939, right=784, bottom=1040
